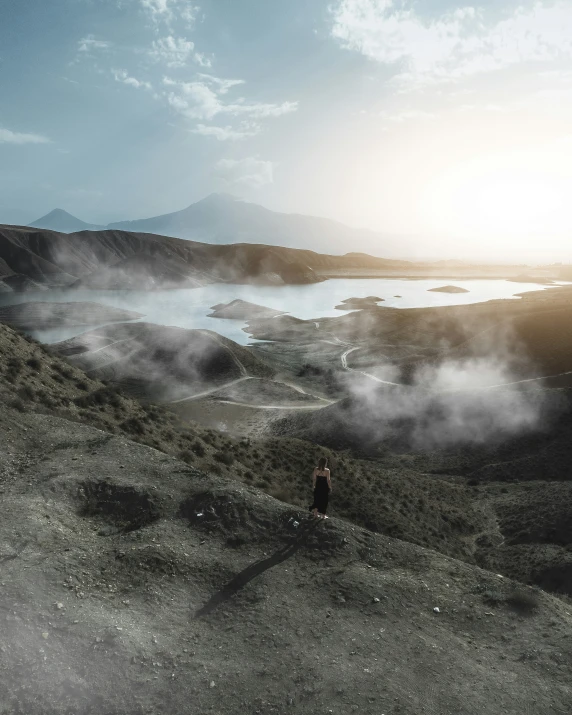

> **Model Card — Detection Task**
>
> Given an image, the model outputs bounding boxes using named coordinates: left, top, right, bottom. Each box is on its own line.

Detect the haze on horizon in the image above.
left=1, top=0, right=572, bottom=263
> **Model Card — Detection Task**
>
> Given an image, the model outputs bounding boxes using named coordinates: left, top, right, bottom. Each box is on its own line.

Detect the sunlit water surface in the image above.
left=0, top=278, right=563, bottom=346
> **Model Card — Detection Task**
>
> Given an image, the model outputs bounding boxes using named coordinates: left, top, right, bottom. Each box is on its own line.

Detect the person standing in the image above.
left=309, top=457, right=332, bottom=519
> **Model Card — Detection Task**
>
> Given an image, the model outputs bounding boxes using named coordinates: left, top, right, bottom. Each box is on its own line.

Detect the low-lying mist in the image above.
left=340, top=323, right=560, bottom=452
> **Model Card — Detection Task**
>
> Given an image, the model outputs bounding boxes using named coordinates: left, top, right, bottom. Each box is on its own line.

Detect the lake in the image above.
left=0, top=278, right=561, bottom=346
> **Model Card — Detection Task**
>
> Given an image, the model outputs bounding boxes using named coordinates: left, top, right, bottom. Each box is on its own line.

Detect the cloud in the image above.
left=78, top=35, right=111, bottom=53
left=197, top=74, right=244, bottom=94
left=140, top=0, right=200, bottom=27
left=192, top=123, right=259, bottom=141
left=215, top=157, right=274, bottom=188
left=150, top=35, right=210, bottom=67
left=0, top=128, right=51, bottom=145
left=330, top=1, right=572, bottom=87
left=113, top=69, right=152, bottom=90
left=163, top=75, right=298, bottom=121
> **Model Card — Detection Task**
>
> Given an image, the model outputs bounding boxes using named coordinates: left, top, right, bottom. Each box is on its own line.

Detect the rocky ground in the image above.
left=3, top=281, right=572, bottom=712
left=2, top=408, right=572, bottom=715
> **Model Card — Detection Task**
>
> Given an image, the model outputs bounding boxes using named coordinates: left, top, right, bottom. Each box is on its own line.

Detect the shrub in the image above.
left=507, top=588, right=541, bottom=614
left=120, top=417, right=146, bottom=435
left=9, top=398, right=26, bottom=412
left=193, top=441, right=206, bottom=457
left=26, top=356, right=42, bottom=371
left=17, top=384, right=36, bottom=401
left=8, top=357, right=23, bottom=372
left=178, top=450, right=194, bottom=464
left=53, top=363, right=74, bottom=378
left=76, top=380, right=89, bottom=391
left=214, top=450, right=234, bottom=466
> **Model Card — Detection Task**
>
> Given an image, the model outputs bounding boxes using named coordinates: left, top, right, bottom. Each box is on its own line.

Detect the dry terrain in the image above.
left=3, top=278, right=572, bottom=713
left=2, top=406, right=572, bottom=715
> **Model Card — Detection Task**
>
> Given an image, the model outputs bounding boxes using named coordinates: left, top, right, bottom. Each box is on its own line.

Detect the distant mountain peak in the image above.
left=198, top=192, right=242, bottom=204
left=44, top=208, right=76, bottom=218
left=29, top=208, right=103, bottom=233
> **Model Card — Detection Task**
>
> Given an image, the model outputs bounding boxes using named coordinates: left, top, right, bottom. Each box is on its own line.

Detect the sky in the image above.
left=2, top=0, right=572, bottom=262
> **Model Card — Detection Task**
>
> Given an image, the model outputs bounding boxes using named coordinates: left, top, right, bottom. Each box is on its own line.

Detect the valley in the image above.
left=2, top=224, right=572, bottom=713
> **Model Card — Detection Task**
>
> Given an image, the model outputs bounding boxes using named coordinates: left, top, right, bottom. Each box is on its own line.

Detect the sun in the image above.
left=421, top=149, right=572, bottom=248
left=466, top=174, right=564, bottom=235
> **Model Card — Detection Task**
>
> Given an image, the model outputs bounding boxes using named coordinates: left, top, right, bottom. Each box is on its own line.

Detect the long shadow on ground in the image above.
left=195, top=518, right=321, bottom=617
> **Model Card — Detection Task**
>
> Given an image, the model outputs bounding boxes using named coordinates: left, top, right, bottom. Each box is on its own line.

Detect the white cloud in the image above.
left=140, top=0, right=200, bottom=27
left=113, top=69, right=152, bottom=90
left=78, top=35, right=111, bottom=53
left=197, top=74, right=244, bottom=94
left=193, top=51, right=211, bottom=68
left=0, top=128, right=51, bottom=145
left=192, top=123, right=259, bottom=141
left=215, top=157, right=274, bottom=188
left=331, top=1, right=572, bottom=87
left=163, top=75, right=297, bottom=120
left=150, top=36, right=211, bottom=67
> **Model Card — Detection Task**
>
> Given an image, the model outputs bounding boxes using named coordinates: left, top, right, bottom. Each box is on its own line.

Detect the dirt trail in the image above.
left=171, top=376, right=254, bottom=403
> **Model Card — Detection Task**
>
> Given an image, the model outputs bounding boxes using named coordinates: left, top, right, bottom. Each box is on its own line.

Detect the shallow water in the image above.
left=0, top=278, right=562, bottom=346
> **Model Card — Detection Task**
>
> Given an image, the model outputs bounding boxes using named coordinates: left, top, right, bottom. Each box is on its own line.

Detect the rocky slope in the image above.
left=2, top=406, right=572, bottom=714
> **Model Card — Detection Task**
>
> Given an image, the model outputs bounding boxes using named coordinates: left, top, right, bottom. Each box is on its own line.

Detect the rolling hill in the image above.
left=0, top=224, right=324, bottom=292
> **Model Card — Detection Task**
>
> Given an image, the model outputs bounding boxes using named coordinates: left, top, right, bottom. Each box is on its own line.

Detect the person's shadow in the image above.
left=195, top=518, right=320, bottom=617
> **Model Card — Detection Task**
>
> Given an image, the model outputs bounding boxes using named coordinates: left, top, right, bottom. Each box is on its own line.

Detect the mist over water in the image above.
left=0, top=278, right=559, bottom=345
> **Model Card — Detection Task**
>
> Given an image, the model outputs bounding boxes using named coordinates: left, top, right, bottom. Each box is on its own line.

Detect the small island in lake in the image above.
left=427, top=285, right=469, bottom=294
left=335, top=296, right=384, bottom=310
left=208, top=299, right=286, bottom=320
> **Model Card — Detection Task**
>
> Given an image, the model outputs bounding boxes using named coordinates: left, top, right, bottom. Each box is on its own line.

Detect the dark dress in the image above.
left=310, top=471, right=330, bottom=515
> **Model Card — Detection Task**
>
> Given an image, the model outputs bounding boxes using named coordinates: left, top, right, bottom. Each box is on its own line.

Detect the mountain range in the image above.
left=27, top=193, right=402, bottom=257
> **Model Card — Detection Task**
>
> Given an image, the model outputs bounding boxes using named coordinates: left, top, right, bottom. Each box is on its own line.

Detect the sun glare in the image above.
left=421, top=146, right=572, bottom=251
left=461, top=175, right=565, bottom=234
